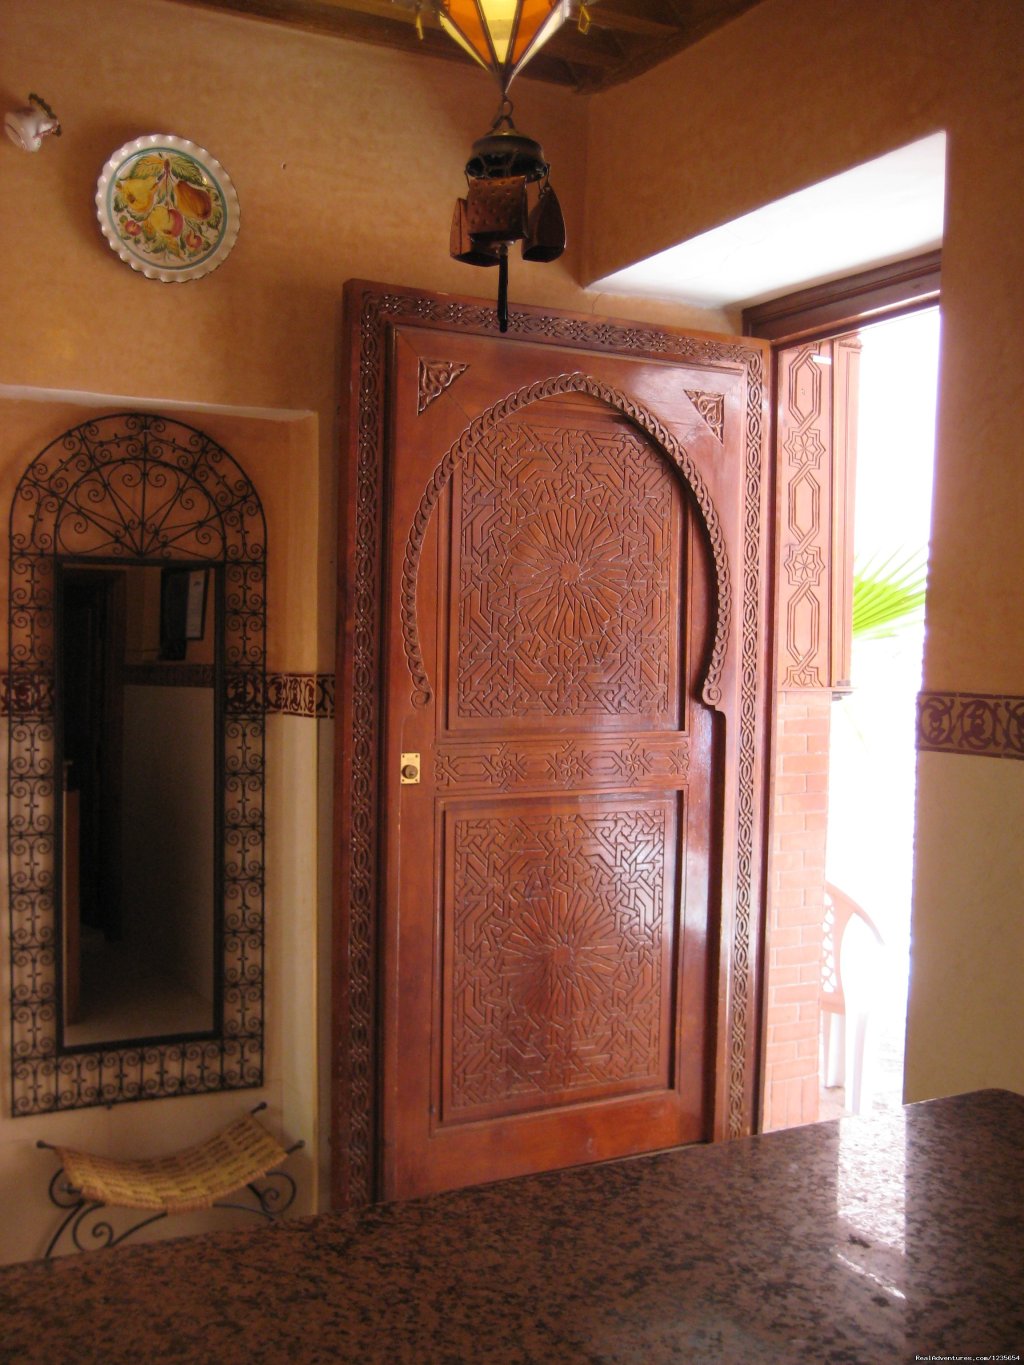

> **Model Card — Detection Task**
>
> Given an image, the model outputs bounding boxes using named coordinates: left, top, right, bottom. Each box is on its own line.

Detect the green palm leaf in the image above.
left=851, top=546, right=928, bottom=640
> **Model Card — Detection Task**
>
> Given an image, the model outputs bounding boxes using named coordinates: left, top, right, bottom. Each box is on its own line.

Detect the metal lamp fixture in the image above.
left=431, top=0, right=576, bottom=331
left=434, top=0, right=572, bottom=91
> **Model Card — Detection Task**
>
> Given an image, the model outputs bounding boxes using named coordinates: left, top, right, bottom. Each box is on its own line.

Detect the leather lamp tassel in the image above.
left=497, top=245, right=509, bottom=332
left=433, top=4, right=581, bottom=333
left=449, top=104, right=564, bottom=335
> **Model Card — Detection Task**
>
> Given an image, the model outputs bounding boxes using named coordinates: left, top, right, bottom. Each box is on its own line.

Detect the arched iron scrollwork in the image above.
left=7, top=413, right=267, bottom=1115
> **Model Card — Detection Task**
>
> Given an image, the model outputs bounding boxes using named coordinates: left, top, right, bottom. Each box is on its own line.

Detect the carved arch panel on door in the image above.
left=332, top=282, right=769, bottom=1208
left=399, top=370, right=732, bottom=713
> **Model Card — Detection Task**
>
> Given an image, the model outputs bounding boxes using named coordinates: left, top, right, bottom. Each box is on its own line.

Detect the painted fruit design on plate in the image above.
left=111, top=152, right=225, bottom=266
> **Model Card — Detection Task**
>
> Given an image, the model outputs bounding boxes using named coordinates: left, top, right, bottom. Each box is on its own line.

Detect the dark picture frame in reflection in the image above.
left=160, top=567, right=209, bottom=660
left=7, top=413, right=267, bottom=1116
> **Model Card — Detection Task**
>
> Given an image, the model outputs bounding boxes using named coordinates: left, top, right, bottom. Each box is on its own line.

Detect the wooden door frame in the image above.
left=743, top=250, right=941, bottom=346
left=744, top=250, right=941, bottom=1131
left=331, top=280, right=772, bottom=1209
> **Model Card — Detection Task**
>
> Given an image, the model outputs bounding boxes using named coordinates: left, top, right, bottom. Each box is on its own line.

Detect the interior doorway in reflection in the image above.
left=58, top=562, right=218, bottom=1048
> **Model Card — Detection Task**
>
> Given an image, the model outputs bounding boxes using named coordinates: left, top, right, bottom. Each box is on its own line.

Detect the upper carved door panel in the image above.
left=446, top=402, right=683, bottom=733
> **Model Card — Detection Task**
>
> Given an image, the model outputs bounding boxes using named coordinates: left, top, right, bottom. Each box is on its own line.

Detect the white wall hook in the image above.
left=4, top=94, right=61, bottom=152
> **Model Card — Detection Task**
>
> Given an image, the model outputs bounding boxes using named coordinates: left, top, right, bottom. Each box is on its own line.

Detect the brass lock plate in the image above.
left=400, top=752, right=421, bottom=785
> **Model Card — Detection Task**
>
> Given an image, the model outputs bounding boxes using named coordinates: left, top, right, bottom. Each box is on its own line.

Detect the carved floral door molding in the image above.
left=331, top=282, right=770, bottom=1207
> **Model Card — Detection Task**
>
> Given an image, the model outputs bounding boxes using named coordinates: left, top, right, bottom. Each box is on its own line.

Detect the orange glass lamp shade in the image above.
left=436, top=0, right=571, bottom=93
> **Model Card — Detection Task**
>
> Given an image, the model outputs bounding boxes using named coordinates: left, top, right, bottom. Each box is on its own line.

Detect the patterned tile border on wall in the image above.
left=0, top=671, right=335, bottom=719
left=7, top=674, right=1018, bottom=745
left=123, top=662, right=215, bottom=688
left=918, top=691, right=1024, bottom=760
left=266, top=672, right=335, bottom=718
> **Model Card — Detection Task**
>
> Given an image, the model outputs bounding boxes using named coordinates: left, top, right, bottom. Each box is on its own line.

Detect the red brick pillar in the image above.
left=761, top=690, right=831, bottom=1129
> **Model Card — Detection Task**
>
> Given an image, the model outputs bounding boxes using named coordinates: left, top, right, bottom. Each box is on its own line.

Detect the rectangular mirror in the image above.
left=58, top=562, right=219, bottom=1048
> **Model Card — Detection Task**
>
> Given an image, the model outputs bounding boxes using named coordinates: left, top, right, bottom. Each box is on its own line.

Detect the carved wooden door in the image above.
left=364, top=298, right=767, bottom=1203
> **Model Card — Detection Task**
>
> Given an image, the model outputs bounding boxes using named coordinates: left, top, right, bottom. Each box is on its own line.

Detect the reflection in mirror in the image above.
left=59, top=563, right=218, bottom=1047
left=8, top=412, right=266, bottom=1115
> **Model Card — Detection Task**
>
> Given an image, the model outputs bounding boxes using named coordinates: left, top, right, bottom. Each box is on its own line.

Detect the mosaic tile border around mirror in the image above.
left=6, top=412, right=268, bottom=1115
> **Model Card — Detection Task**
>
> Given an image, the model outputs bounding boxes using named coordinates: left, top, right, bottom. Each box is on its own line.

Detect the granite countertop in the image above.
left=1, top=1089, right=1022, bottom=1364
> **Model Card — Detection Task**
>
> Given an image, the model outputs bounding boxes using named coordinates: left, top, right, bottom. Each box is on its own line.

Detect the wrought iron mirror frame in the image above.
left=8, top=413, right=267, bottom=1115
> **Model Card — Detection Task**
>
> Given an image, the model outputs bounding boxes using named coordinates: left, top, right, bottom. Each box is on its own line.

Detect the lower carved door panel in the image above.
left=332, top=284, right=769, bottom=1207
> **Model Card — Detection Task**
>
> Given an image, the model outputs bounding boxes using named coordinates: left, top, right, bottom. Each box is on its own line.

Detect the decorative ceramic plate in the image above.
left=95, top=135, right=239, bottom=282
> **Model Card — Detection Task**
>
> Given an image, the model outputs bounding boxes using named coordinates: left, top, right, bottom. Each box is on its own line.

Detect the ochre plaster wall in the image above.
left=0, top=0, right=729, bottom=1263
left=0, top=0, right=727, bottom=664
left=584, top=0, right=1024, bottom=1102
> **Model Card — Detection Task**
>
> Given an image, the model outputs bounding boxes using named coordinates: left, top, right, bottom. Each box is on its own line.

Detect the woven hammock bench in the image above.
left=38, top=1104, right=303, bottom=1258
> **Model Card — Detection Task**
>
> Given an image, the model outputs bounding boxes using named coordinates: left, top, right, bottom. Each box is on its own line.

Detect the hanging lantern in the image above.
left=431, top=1, right=575, bottom=331
left=424, top=1, right=574, bottom=330
left=434, top=0, right=572, bottom=97
left=449, top=103, right=565, bottom=331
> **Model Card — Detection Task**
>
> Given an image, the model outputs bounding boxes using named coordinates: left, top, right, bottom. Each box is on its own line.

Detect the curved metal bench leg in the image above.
left=45, top=1192, right=171, bottom=1258
left=217, top=1162, right=300, bottom=1221
left=44, top=1198, right=88, bottom=1260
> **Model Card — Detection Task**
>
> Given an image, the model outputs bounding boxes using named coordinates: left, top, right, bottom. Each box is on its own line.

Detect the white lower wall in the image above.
left=904, top=751, right=1024, bottom=1102
left=266, top=711, right=321, bottom=1213
left=315, top=716, right=335, bottom=1212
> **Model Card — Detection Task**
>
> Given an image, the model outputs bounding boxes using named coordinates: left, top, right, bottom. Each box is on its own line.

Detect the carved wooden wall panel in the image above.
left=829, top=337, right=860, bottom=692
left=685, top=389, right=726, bottom=443
left=418, top=358, right=469, bottom=414
left=400, top=371, right=733, bottom=715
left=778, top=344, right=829, bottom=688
left=776, top=338, right=859, bottom=690
left=434, top=735, right=689, bottom=791
left=444, top=801, right=674, bottom=1121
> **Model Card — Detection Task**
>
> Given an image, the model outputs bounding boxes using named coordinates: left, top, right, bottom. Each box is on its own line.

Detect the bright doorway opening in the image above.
left=758, top=292, right=941, bottom=1133
left=818, top=307, right=940, bottom=1119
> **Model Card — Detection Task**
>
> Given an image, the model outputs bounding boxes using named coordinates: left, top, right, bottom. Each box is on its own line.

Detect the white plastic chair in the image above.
left=820, top=882, right=884, bottom=1114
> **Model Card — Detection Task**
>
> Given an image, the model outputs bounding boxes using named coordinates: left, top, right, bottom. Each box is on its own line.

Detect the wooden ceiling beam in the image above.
left=164, top=0, right=770, bottom=93
left=583, top=7, right=681, bottom=39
